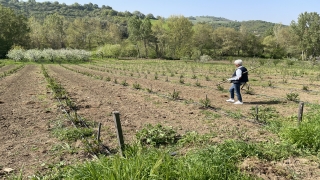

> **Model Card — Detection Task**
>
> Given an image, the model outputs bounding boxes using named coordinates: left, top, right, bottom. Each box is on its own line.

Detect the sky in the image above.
left=35, top=0, right=320, bottom=25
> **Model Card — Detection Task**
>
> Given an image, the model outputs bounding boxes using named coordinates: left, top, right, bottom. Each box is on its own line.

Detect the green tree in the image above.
left=66, top=17, right=104, bottom=50
left=106, top=23, right=122, bottom=44
left=0, top=5, right=29, bottom=58
left=192, top=23, right=214, bottom=56
left=167, top=15, right=193, bottom=58
left=128, top=17, right=142, bottom=57
left=277, top=27, right=299, bottom=58
left=239, top=25, right=263, bottom=57
left=291, top=12, right=320, bottom=60
left=132, top=11, right=145, bottom=19
left=42, top=13, right=66, bottom=49
left=140, top=18, right=152, bottom=57
left=151, top=18, right=168, bottom=58
left=146, top=13, right=155, bottom=19
left=128, top=17, right=153, bottom=58
left=262, top=35, right=285, bottom=58
left=212, top=27, right=241, bottom=56
left=28, top=16, right=44, bottom=49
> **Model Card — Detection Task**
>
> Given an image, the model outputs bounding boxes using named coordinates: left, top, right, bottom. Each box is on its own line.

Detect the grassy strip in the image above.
left=9, top=120, right=306, bottom=179
left=59, top=139, right=301, bottom=180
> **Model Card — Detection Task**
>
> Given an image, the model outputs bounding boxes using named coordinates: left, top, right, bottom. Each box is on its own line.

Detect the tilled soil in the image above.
left=0, top=65, right=17, bottom=73
left=0, top=65, right=63, bottom=177
left=48, top=65, right=222, bottom=143
left=0, top=64, right=319, bottom=179
left=67, top=63, right=318, bottom=116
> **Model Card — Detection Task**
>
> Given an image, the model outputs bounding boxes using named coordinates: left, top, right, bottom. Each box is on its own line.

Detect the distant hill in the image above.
left=0, top=0, right=126, bottom=19
left=189, top=16, right=278, bottom=36
left=188, top=15, right=233, bottom=22
left=0, top=1, right=278, bottom=35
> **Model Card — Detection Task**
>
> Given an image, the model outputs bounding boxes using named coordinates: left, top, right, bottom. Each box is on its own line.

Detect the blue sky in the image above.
left=35, top=0, right=319, bottom=25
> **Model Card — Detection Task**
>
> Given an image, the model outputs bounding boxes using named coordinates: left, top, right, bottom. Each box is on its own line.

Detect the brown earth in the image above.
left=0, top=63, right=319, bottom=179
left=0, top=65, right=86, bottom=179
left=0, top=65, right=17, bottom=73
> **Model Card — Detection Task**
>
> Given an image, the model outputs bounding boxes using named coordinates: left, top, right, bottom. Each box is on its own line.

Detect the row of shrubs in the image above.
left=93, top=43, right=216, bottom=62
left=6, top=48, right=91, bottom=62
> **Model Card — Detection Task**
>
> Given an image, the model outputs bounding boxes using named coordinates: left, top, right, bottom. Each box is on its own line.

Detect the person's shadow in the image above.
left=245, top=100, right=283, bottom=105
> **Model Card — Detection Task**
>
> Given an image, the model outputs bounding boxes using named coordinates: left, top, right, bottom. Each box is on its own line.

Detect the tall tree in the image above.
left=28, top=16, right=43, bottom=49
left=167, top=15, right=193, bottom=58
left=239, top=25, right=263, bottom=57
left=106, top=23, right=122, bottom=44
left=192, top=23, right=214, bottom=55
left=151, top=18, right=168, bottom=58
left=128, top=17, right=152, bottom=58
left=42, top=13, right=66, bottom=49
left=262, top=35, right=285, bottom=59
left=212, top=27, right=241, bottom=56
left=66, top=17, right=104, bottom=50
left=128, top=17, right=142, bottom=57
left=291, top=12, right=320, bottom=60
left=277, top=26, right=299, bottom=57
left=0, top=4, right=29, bottom=58
left=140, top=18, right=152, bottom=57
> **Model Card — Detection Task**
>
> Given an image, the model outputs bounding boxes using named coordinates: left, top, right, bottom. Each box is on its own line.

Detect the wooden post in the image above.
left=97, top=122, right=102, bottom=142
left=255, top=105, right=259, bottom=121
left=298, top=102, right=304, bottom=125
left=113, top=111, right=125, bottom=156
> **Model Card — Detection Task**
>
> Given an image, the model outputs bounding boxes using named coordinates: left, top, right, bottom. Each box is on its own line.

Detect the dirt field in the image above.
left=0, top=65, right=61, bottom=177
left=1, top=61, right=320, bottom=179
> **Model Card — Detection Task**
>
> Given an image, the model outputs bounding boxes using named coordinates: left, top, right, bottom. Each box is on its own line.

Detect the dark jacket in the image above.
left=231, top=66, right=249, bottom=84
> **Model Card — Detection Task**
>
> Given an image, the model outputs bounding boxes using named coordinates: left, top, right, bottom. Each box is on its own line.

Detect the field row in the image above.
left=58, top=62, right=318, bottom=117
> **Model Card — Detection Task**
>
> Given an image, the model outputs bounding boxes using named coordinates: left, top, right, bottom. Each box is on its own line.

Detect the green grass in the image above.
left=280, top=104, right=320, bottom=152
left=61, top=139, right=302, bottom=180
left=64, top=142, right=254, bottom=180
left=52, top=127, right=94, bottom=141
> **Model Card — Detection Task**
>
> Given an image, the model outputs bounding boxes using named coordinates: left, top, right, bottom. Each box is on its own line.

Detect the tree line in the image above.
left=0, top=0, right=157, bottom=21
left=1, top=2, right=320, bottom=61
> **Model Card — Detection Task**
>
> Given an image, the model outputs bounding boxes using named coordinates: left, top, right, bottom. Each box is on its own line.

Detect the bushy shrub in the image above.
left=6, top=48, right=91, bottom=62
left=73, top=49, right=91, bottom=61
left=136, top=124, right=179, bottom=147
left=25, top=49, right=42, bottom=61
left=6, top=46, right=25, bottom=61
left=42, top=48, right=55, bottom=62
left=120, top=44, right=138, bottom=57
left=191, top=50, right=201, bottom=60
left=101, top=44, right=121, bottom=58
left=199, top=54, right=212, bottom=62
left=286, top=92, right=299, bottom=101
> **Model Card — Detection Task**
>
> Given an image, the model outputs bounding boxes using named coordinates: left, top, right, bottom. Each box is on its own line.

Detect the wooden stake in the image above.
left=298, top=102, right=304, bottom=125
left=97, top=122, right=102, bottom=142
left=255, top=105, right=258, bottom=121
left=113, top=111, right=125, bottom=156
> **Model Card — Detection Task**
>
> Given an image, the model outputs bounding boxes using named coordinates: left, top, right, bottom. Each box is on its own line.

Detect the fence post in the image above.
left=298, top=102, right=304, bottom=125
left=113, top=111, right=125, bottom=156
left=97, top=122, right=102, bottom=142
left=255, top=105, right=259, bottom=121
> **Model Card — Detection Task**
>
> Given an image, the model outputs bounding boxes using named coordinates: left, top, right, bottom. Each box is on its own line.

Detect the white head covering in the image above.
left=234, top=59, right=242, bottom=65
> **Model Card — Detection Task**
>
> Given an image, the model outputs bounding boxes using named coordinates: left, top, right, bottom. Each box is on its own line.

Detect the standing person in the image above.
left=226, top=59, right=248, bottom=105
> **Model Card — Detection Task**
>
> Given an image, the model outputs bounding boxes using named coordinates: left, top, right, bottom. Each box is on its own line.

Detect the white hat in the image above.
left=234, top=59, right=242, bottom=65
